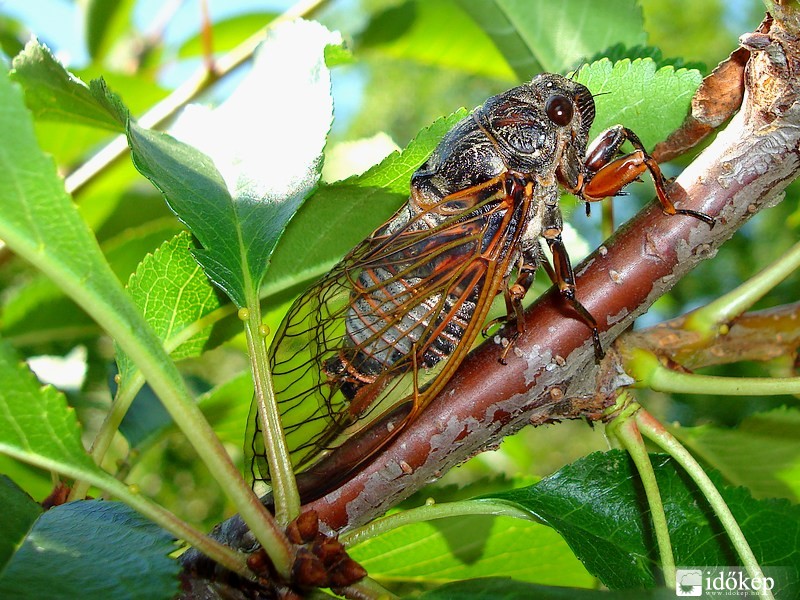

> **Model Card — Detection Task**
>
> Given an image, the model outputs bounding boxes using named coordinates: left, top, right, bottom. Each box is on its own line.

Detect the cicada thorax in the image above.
left=248, top=73, right=602, bottom=497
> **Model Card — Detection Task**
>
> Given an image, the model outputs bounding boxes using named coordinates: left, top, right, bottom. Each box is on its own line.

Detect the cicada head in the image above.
left=475, top=73, right=596, bottom=184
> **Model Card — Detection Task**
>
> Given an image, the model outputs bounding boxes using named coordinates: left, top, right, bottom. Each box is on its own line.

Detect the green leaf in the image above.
left=84, top=0, right=135, bottom=61
left=487, top=451, right=800, bottom=594
left=0, top=339, right=101, bottom=476
left=115, top=231, right=224, bottom=386
left=19, top=68, right=165, bottom=170
left=0, top=275, right=97, bottom=347
left=2, top=219, right=182, bottom=349
left=324, top=43, right=354, bottom=68
left=10, top=41, right=126, bottom=131
left=0, top=45, right=197, bottom=489
left=0, top=13, right=319, bottom=561
left=74, top=161, right=151, bottom=236
left=124, top=123, right=247, bottom=306
left=358, top=0, right=516, bottom=80
left=585, top=44, right=706, bottom=73
left=131, top=20, right=341, bottom=308
left=0, top=338, right=189, bottom=599
left=349, top=515, right=594, bottom=587
left=264, top=110, right=468, bottom=297
left=0, top=476, right=42, bottom=571
left=456, top=0, right=539, bottom=80
left=576, top=58, right=702, bottom=150
left=197, top=371, right=253, bottom=447
left=458, top=0, right=646, bottom=78
left=102, top=219, right=186, bottom=283
left=75, top=69, right=169, bottom=117
left=670, top=407, right=800, bottom=502
left=118, top=385, right=171, bottom=451
left=0, top=500, right=178, bottom=600
left=0, top=15, right=27, bottom=58
left=113, top=232, right=228, bottom=449
left=0, top=456, right=52, bottom=506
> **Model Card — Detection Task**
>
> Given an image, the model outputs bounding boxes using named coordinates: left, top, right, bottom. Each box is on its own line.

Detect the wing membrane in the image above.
left=248, top=174, right=531, bottom=487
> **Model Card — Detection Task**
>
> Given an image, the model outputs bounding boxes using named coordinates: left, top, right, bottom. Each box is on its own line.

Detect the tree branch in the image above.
left=302, top=14, right=800, bottom=532
left=623, top=301, right=800, bottom=369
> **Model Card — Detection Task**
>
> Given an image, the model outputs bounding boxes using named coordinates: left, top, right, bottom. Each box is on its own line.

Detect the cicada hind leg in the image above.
left=482, top=256, right=538, bottom=365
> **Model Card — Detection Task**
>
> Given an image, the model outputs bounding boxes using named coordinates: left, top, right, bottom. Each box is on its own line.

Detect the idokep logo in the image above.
left=675, top=567, right=777, bottom=597
left=676, top=569, right=703, bottom=596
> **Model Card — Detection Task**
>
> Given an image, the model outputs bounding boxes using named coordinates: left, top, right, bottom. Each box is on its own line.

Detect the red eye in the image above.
left=545, top=94, right=574, bottom=126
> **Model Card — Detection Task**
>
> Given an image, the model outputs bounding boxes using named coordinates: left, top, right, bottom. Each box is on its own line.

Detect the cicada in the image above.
left=247, top=73, right=713, bottom=501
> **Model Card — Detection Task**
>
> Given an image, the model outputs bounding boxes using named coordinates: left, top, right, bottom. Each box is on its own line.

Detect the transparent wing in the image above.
left=247, top=174, right=529, bottom=488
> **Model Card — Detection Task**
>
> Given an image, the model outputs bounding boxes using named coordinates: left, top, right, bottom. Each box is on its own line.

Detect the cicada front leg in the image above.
left=578, top=125, right=715, bottom=227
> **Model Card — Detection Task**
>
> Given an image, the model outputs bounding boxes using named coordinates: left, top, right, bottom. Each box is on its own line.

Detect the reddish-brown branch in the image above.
left=180, top=16, right=800, bottom=592
left=303, top=16, right=800, bottom=532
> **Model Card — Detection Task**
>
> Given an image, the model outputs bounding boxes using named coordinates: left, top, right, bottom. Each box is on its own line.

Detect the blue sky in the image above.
left=3, top=0, right=294, bottom=67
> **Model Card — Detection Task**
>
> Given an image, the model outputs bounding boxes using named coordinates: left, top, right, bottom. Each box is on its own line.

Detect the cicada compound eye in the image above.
left=545, top=93, right=574, bottom=127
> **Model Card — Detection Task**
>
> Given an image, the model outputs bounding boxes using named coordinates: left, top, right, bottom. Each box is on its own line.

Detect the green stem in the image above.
left=69, top=302, right=237, bottom=503
left=341, top=499, right=535, bottom=548
left=31, top=250, right=294, bottom=575
left=241, top=302, right=301, bottom=527
left=608, top=396, right=675, bottom=587
left=3, top=218, right=293, bottom=574
left=628, top=348, right=800, bottom=395
left=52, top=307, right=294, bottom=577
left=684, top=239, right=800, bottom=336
left=636, top=410, right=774, bottom=600
left=67, top=374, right=138, bottom=502
left=112, top=320, right=293, bottom=576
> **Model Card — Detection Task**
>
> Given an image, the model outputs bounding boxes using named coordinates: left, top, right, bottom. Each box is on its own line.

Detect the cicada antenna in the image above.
left=568, top=63, right=589, bottom=80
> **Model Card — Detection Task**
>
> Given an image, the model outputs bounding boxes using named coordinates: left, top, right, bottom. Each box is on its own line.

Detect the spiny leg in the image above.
left=485, top=258, right=538, bottom=365
left=540, top=199, right=604, bottom=359
left=579, top=125, right=715, bottom=227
